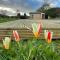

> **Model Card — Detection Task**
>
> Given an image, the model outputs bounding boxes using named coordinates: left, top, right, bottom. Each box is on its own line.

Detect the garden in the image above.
left=0, top=23, right=60, bottom=60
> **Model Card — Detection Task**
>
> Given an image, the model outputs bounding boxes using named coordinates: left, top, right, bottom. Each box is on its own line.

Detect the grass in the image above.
left=0, top=39, right=60, bottom=60
left=0, top=17, right=19, bottom=23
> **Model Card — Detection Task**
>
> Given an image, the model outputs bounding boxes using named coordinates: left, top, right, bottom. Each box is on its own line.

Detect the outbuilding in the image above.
left=30, top=12, right=45, bottom=20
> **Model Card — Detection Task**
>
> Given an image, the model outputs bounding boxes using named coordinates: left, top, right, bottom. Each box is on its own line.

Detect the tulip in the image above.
left=13, top=30, right=20, bottom=42
left=38, top=23, right=42, bottom=35
left=44, top=30, right=53, bottom=43
left=44, top=30, right=48, bottom=41
left=3, top=37, right=11, bottom=49
left=32, top=23, right=42, bottom=38
left=47, top=31, right=53, bottom=43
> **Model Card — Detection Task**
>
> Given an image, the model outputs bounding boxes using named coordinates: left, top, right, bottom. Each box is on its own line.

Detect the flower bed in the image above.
left=0, top=39, right=60, bottom=60
left=0, top=22, right=60, bottom=60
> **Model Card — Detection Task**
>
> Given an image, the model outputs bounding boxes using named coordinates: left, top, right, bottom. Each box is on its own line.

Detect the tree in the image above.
left=37, top=4, right=50, bottom=12
left=37, top=0, right=57, bottom=12
left=37, top=0, right=58, bottom=18
left=45, top=8, right=58, bottom=18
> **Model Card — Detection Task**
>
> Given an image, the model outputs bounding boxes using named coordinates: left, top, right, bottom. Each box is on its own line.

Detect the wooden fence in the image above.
left=0, top=28, right=60, bottom=40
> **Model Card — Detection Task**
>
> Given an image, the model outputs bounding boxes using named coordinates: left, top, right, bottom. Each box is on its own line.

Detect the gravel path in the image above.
left=0, top=19, right=60, bottom=29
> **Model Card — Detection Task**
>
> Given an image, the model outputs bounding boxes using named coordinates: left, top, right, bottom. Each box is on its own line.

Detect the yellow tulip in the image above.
left=3, top=37, right=11, bottom=49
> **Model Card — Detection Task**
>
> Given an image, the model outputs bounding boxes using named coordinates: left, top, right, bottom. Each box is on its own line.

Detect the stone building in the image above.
left=30, top=12, right=45, bottom=20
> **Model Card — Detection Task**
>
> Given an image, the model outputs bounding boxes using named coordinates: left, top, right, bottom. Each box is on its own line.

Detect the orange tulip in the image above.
left=33, top=32, right=39, bottom=38
left=13, top=30, right=20, bottom=42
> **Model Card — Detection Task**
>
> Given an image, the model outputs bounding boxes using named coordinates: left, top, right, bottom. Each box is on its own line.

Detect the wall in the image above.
left=30, top=13, right=45, bottom=20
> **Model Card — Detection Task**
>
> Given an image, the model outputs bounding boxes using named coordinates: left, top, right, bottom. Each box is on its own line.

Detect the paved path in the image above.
left=0, top=19, right=60, bottom=29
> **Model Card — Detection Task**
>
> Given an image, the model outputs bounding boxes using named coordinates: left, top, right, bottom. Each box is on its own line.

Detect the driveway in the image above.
left=0, top=19, right=60, bottom=29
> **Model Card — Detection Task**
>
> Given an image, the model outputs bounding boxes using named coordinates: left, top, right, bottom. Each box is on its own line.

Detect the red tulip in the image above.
left=47, top=32, right=51, bottom=40
left=47, top=31, right=53, bottom=43
left=38, top=23, right=42, bottom=35
left=44, top=30, right=53, bottom=44
left=13, top=30, right=20, bottom=42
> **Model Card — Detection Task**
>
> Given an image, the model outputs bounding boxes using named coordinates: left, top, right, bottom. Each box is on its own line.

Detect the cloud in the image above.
left=49, top=3, right=57, bottom=7
left=0, top=0, right=60, bottom=12
left=32, top=0, right=60, bottom=8
left=0, top=0, right=32, bottom=12
left=49, top=0, right=60, bottom=7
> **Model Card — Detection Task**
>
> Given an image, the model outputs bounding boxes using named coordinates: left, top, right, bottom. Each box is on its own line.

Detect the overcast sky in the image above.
left=0, top=0, right=60, bottom=12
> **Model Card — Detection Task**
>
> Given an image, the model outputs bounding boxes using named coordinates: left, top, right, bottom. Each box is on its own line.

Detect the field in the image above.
left=0, top=17, right=19, bottom=23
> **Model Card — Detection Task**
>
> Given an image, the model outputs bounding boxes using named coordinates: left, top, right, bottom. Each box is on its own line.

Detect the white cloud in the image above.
left=32, top=0, right=60, bottom=8
left=49, top=0, right=60, bottom=7
left=49, top=3, right=57, bottom=7
left=0, top=6, right=16, bottom=13
left=0, top=0, right=32, bottom=12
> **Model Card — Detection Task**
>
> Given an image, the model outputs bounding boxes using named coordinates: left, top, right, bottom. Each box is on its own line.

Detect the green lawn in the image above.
left=0, top=17, right=19, bottom=23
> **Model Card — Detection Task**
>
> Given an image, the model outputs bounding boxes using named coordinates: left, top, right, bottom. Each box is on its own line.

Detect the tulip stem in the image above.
left=17, top=42, right=21, bottom=48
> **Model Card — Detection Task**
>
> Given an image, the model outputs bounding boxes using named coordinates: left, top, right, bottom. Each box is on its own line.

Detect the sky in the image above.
left=0, top=0, right=60, bottom=12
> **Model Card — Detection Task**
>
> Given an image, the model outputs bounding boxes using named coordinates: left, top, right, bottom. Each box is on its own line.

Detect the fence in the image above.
left=0, top=28, right=60, bottom=40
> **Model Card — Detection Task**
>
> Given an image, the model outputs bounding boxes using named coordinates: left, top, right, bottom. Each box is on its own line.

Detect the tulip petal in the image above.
left=32, top=23, right=38, bottom=32
left=33, top=32, right=39, bottom=38
left=44, top=30, right=48, bottom=40
left=38, top=23, right=42, bottom=35
left=13, top=30, right=20, bottom=42
left=3, top=37, right=11, bottom=49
